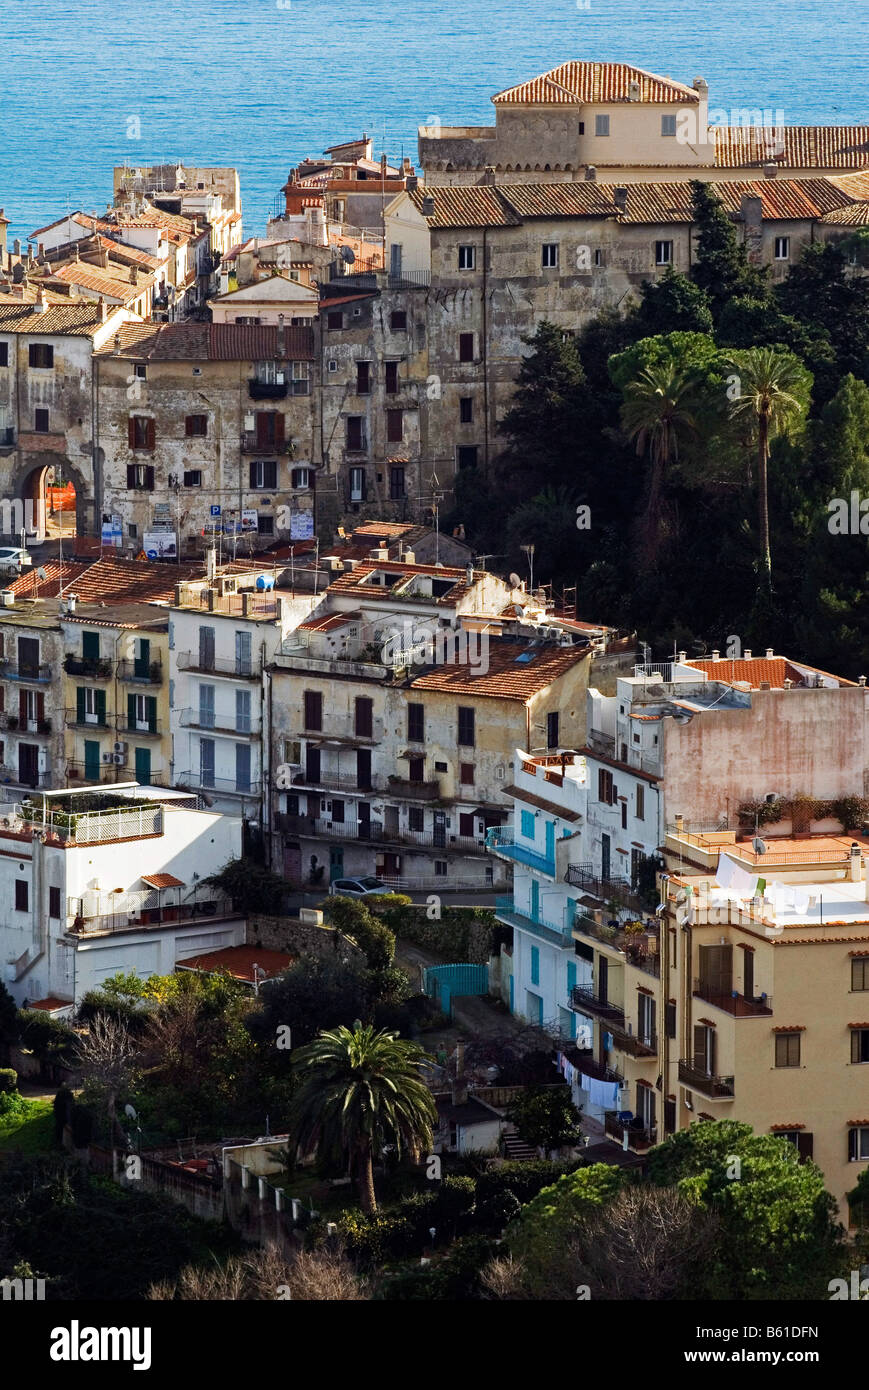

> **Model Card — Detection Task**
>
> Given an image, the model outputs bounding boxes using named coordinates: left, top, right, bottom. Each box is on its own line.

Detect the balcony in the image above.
left=569, top=984, right=625, bottom=1024
left=3, top=662, right=52, bottom=683
left=63, top=655, right=113, bottom=679
left=176, top=653, right=262, bottom=680
left=175, top=772, right=261, bottom=798
left=241, top=431, right=290, bottom=455
left=565, top=865, right=647, bottom=915
left=67, top=886, right=234, bottom=937
left=181, top=709, right=262, bottom=738
left=248, top=379, right=289, bottom=401
left=693, top=981, right=773, bottom=1017
left=0, top=714, right=53, bottom=736
left=610, top=1022, right=658, bottom=1058
left=17, top=799, right=164, bottom=846
left=678, top=1060, right=735, bottom=1098
left=116, top=718, right=162, bottom=738
left=291, top=769, right=376, bottom=793
left=275, top=812, right=487, bottom=854
left=386, top=775, right=441, bottom=802
left=66, top=761, right=169, bottom=787
left=65, top=709, right=110, bottom=731
left=116, top=658, right=163, bottom=685
left=571, top=913, right=661, bottom=978
left=604, top=1111, right=657, bottom=1152
left=486, top=827, right=554, bottom=876
left=494, top=895, right=574, bottom=947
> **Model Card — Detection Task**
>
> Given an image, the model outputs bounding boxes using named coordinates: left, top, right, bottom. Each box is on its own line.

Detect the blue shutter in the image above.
left=530, top=946, right=539, bottom=985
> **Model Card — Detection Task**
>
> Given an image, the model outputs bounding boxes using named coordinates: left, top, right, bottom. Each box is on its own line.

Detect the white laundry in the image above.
left=715, top=852, right=759, bottom=897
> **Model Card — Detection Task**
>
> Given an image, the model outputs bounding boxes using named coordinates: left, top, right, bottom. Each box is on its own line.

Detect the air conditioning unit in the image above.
left=101, top=752, right=114, bottom=764
left=114, top=741, right=127, bottom=756
left=113, top=753, right=125, bottom=765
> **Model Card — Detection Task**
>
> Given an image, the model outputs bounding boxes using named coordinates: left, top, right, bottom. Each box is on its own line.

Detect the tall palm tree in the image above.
left=289, top=1023, right=436, bottom=1215
left=727, top=347, right=806, bottom=589
left=621, top=362, right=701, bottom=564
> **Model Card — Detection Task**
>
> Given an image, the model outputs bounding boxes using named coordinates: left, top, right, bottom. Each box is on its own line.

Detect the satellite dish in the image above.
left=753, top=837, right=767, bottom=855
left=124, top=1103, right=138, bottom=1121
left=509, top=572, right=522, bottom=588
left=340, top=245, right=356, bottom=264
left=36, top=567, right=47, bottom=581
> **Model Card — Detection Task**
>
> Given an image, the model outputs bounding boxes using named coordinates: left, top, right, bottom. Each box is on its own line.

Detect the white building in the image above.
left=1, top=784, right=245, bottom=1007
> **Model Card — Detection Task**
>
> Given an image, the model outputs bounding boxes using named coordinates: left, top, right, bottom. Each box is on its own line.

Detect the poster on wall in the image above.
left=289, top=511, right=314, bottom=540
left=241, top=509, right=258, bottom=532
left=143, top=531, right=177, bottom=560
left=101, top=514, right=123, bottom=547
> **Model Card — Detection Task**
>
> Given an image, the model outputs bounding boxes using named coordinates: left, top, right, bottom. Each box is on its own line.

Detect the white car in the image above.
left=0, top=547, right=31, bottom=575
left=329, top=876, right=388, bottom=898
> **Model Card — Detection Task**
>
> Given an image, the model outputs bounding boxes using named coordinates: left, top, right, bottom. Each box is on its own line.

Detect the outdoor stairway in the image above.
left=502, top=1131, right=538, bottom=1162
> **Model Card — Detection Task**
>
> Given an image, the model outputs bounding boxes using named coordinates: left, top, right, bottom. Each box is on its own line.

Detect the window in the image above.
left=541, top=243, right=559, bottom=269
left=254, top=411, right=284, bottom=449
left=129, top=692, right=156, bottom=732
left=638, top=994, right=656, bottom=1046
left=126, top=462, right=155, bottom=490
left=594, top=248, right=604, bottom=267
left=15, top=880, right=28, bottom=912
left=356, top=361, right=371, bottom=395
left=636, top=783, right=645, bottom=819
left=459, top=333, right=474, bottom=363
left=0, top=343, right=8, bottom=367
left=849, top=1127, right=869, bottom=1161
left=578, top=121, right=585, bottom=135
left=235, top=630, right=252, bottom=676
left=291, top=467, right=311, bottom=489
left=49, top=885, right=60, bottom=919
left=521, top=809, right=535, bottom=840
left=346, top=416, right=367, bottom=451
left=621, top=800, right=628, bottom=829
left=774, top=236, right=790, bottom=261
left=598, top=768, right=614, bottom=804
left=389, top=465, right=406, bottom=500
left=459, top=396, right=473, bottom=424
left=530, top=946, right=540, bottom=985
left=775, top=1032, right=801, bottom=1068
left=407, top=703, right=424, bottom=742
left=249, top=459, right=278, bottom=489
left=435, top=860, right=447, bottom=877
left=456, top=445, right=478, bottom=470
left=852, top=959, right=869, bottom=991
left=303, top=690, right=322, bottom=731
left=185, top=414, right=207, bottom=437
left=408, top=755, right=425, bottom=782
left=546, top=711, right=559, bottom=749
left=134, top=363, right=147, bottom=379
left=28, top=343, right=54, bottom=368
left=34, top=408, right=49, bottom=432
left=198, top=684, right=215, bottom=729
left=408, top=806, right=424, bottom=832
left=595, top=114, right=610, bottom=137
left=387, top=409, right=403, bottom=444
left=665, top=1002, right=677, bottom=1039
left=852, top=1029, right=869, bottom=1064
left=459, top=812, right=474, bottom=837
left=458, top=245, right=476, bottom=271
left=355, top=697, right=373, bottom=738
left=655, top=240, right=673, bottom=266
left=661, top=114, right=677, bottom=137
left=290, top=361, right=310, bottom=395
left=457, top=705, right=475, bottom=747
left=198, top=625, right=215, bottom=672
left=390, top=310, right=407, bottom=331
left=349, top=466, right=365, bottom=502
left=327, top=310, right=343, bottom=330
left=234, top=316, right=261, bottom=325
left=128, top=416, right=155, bottom=450
left=235, top=742, right=251, bottom=793
left=258, top=514, right=274, bottom=536
left=236, top=688, right=252, bottom=733
left=460, top=762, right=474, bottom=786
left=183, top=470, right=202, bottom=487
left=385, top=361, right=399, bottom=394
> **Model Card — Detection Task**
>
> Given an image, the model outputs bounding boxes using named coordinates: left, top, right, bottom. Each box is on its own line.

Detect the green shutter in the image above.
left=128, top=694, right=136, bottom=728
left=76, top=687, right=85, bottom=723
left=82, top=631, right=100, bottom=660
left=95, top=689, right=106, bottom=724
left=146, top=696, right=157, bottom=732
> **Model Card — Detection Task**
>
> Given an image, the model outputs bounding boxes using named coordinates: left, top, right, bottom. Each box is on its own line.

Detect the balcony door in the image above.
left=693, top=1023, right=716, bottom=1076
left=530, top=879, right=540, bottom=922
left=698, top=944, right=732, bottom=998
left=18, top=743, right=38, bottom=788
left=601, top=832, right=610, bottom=881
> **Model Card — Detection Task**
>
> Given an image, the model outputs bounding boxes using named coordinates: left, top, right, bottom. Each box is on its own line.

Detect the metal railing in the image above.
left=569, top=984, right=625, bottom=1023
left=494, top=895, right=574, bottom=944
left=63, top=655, right=113, bottom=678
left=175, top=772, right=261, bottom=797
left=176, top=652, right=263, bottom=678
left=65, top=761, right=169, bottom=787
left=291, top=770, right=377, bottom=793
left=180, top=708, right=262, bottom=737
left=693, top=981, right=773, bottom=1017
left=386, top=775, right=441, bottom=801
left=116, top=659, right=163, bottom=684
left=2, top=662, right=52, bottom=683
left=275, top=812, right=487, bottom=853
left=486, top=827, right=555, bottom=875
left=565, top=866, right=647, bottom=912
left=678, top=1060, right=735, bottom=1098
left=67, top=888, right=234, bottom=936
left=116, top=717, right=161, bottom=737
left=604, top=1111, right=657, bottom=1151
left=18, top=800, right=164, bottom=845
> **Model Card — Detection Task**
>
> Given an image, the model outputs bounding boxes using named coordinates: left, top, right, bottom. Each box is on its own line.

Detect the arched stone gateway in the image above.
left=6, top=455, right=94, bottom=539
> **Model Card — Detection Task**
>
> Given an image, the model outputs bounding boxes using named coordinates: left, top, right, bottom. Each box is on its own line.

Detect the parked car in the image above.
left=0, top=547, right=31, bottom=576
left=329, top=876, right=388, bottom=898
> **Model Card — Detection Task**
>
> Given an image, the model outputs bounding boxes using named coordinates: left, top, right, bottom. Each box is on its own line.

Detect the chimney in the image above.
left=674, top=813, right=684, bottom=833
left=465, top=563, right=474, bottom=584
left=763, top=163, right=779, bottom=179
left=406, top=175, right=419, bottom=193
left=37, top=242, right=45, bottom=260
left=850, top=842, right=863, bottom=882
left=677, top=649, right=686, bottom=663
left=765, top=647, right=774, bottom=659
left=693, top=76, right=709, bottom=93
left=12, top=238, right=21, bottom=257
left=129, top=265, right=137, bottom=284
left=34, top=286, right=48, bottom=314
left=112, top=332, right=122, bottom=355
left=860, top=675, right=867, bottom=687
left=97, top=296, right=108, bottom=323
left=584, top=166, right=597, bottom=182
left=744, top=649, right=752, bottom=660
left=712, top=649, right=720, bottom=661
left=614, top=186, right=628, bottom=213
left=421, top=194, right=435, bottom=217
left=783, top=678, right=793, bottom=689
left=482, top=166, right=496, bottom=186
left=277, top=312, right=285, bottom=359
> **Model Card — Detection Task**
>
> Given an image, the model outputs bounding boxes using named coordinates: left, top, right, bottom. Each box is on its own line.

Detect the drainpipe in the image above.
left=263, top=654, right=272, bottom=869
left=482, top=226, right=489, bottom=475
left=657, top=872, right=670, bottom=1129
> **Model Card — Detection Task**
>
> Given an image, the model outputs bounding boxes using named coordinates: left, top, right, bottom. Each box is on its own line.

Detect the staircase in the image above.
left=502, top=1131, right=538, bottom=1163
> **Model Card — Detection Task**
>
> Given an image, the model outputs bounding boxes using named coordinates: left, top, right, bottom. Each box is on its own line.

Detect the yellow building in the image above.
left=570, top=825, right=869, bottom=1220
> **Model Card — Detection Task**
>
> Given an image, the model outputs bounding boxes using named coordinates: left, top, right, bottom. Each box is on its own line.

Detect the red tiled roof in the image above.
left=25, top=996, right=73, bottom=1012
left=95, top=321, right=315, bottom=361
left=141, top=872, right=185, bottom=889
left=297, top=610, right=360, bottom=632
left=9, top=561, right=91, bottom=597
left=714, top=125, right=869, bottom=170
left=410, top=639, right=590, bottom=701
left=58, top=557, right=203, bottom=603
left=408, top=186, right=520, bottom=229
left=50, top=261, right=154, bottom=301
left=177, top=945, right=294, bottom=983
left=492, top=62, right=699, bottom=106
left=685, top=656, right=853, bottom=688
left=0, top=303, right=113, bottom=335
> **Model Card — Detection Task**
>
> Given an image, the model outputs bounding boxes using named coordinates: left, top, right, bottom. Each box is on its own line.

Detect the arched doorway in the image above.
left=10, top=456, right=93, bottom=544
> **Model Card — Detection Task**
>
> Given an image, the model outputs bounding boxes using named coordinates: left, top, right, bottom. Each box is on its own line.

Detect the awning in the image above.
left=142, top=873, right=185, bottom=889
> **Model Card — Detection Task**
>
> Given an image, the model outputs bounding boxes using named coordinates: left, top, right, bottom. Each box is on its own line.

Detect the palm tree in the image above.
left=289, top=1023, right=436, bottom=1215
left=621, top=362, right=701, bottom=564
left=727, top=347, right=806, bottom=589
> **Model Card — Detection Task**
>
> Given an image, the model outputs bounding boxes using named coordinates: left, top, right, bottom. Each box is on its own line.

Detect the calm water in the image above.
left=1, top=0, right=867, bottom=240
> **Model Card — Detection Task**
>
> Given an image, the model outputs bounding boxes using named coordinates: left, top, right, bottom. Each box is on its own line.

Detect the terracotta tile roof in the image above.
left=828, top=171, right=869, bottom=200
left=408, top=186, right=519, bottom=229
left=0, top=303, right=110, bottom=335
left=352, top=522, right=416, bottom=538
left=326, top=559, right=475, bottom=604
left=503, top=783, right=582, bottom=820
left=685, top=656, right=852, bottom=687
left=142, top=872, right=185, bottom=889
left=9, top=561, right=91, bottom=598
left=492, top=62, right=699, bottom=106
left=410, top=639, right=590, bottom=701
left=770, top=1123, right=805, bottom=1130
left=95, top=236, right=163, bottom=270
left=95, top=321, right=315, bottom=361
left=29, top=211, right=116, bottom=239
left=177, top=945, right=294, bottom=983
left=50, top=261, right=155, bottom=302
left=25, top=996, right=73, bottom=1012
left=714, top=125, right=869, bottom=170
left=59, top=557, right=203, bottom=604
left=297, top=610, right=360, bottom=632
left=319, top=291, right=379, bottom=307
left=823, top=201, right=869, bottom=226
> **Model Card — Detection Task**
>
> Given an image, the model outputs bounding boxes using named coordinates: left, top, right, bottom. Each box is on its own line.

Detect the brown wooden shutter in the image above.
left=274, top=412, right=285, bottom=449
left=145, top=418, right=155, bottom=449
left=797, top=1132, right=814, bottom=1161
left=145, top=465, right=155, bottom=490
left=692, top=1024, right=707, bottom=1072
left=128, top=417, right=136, bottom=448
left=36, top=692, right=44, bottom=721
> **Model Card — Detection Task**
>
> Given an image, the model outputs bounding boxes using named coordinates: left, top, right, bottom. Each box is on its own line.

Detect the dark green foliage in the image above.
left=203, top=856, right=287, bottom=913
left=0, top=981, right=19, bottom=1044
left=507, top=1084, right=582, bottom=1152
left=635, top=267, right=714, bottom=336
left=0, top=1067, right=17, bottom=1094
left=69, top=1103, right=93, bottom=1148
left=321, top=895, right=395, bottom=970
left=52, top=1086, right=73, bottom=1142
left=689, top=180, right=771, bottom=320
left=18, top=1011, right=78, bottom=1069
left=246, top=955, right=374, bottom=1052
left=473, top=1157, right=586, bottom=1206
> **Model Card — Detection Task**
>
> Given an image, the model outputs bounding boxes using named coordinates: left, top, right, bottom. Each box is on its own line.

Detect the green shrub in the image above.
left=333, top=1209, right=416, bottom=1267
left=0, top=1068, right=18, bottom=1094
left=475, top=1158, right=586, bottom=1206
left=70, top=1104, right=94, bottom=1149
left=18, top=1012, right=78, bottom=1068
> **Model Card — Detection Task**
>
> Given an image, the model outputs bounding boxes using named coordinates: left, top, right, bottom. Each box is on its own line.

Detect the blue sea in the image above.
left=1, top=0, right=867, bottom=241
